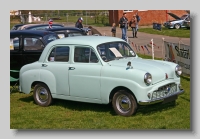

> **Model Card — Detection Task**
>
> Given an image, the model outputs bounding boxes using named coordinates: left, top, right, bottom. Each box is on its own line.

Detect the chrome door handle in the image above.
left=42, top=64, right=48, bottom=67
left=69, top=67, right=75, bottom=70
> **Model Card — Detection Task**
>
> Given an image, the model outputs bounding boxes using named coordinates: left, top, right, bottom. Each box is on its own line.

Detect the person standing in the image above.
left=129, top=14, right=138, bottom=38
left=136, top=12, right=140, bottom=31
left=75, top=17, right=83, bottom=29
left=119, top=13, right=128, bottom=41
left=48, top=19, right=53, bottom=29
left=111, top=23, right=116, bottom=37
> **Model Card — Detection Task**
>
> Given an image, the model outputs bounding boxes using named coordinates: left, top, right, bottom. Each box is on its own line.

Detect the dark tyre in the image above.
left=112, top=90, right=138, bottom=116
left=174, top=24, right=181, bottom=29
left=33, top=83, right=52, bottom=107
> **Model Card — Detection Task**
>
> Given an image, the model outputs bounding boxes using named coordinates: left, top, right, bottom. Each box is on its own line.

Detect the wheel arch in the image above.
left=109, top=86, right=137, bottom=103
left=31, top=81, right=54, bottom=98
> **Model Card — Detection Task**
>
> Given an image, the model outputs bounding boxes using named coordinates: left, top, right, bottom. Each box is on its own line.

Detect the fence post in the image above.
left=86, top=11, right=87, bottom=26
left=162, top=37, right=165, bottom=60
left=66, top=13, right=68, bottom=26
left=151, top=39, right=154, bottom=60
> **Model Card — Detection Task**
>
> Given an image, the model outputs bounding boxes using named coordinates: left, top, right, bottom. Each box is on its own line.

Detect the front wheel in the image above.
left=174, top=23, right=181, bottom=29
left=33, top=83, right=52, bottom=107
left=112, top=90, right=137, bottom=116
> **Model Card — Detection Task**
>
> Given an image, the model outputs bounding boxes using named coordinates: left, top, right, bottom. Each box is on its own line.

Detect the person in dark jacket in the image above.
left=75, top=17, right=83, bottom=29
left=119, top=13, right=128, bottom=41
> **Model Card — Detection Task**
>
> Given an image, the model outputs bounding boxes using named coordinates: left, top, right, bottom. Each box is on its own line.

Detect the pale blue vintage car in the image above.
left=19, top=36, right=184, bottom=116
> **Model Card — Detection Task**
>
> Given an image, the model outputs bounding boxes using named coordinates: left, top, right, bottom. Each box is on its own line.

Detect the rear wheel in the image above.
left=33, top=83, right=52, bottom=107
left=174, top=23, right=181, bottom=29
left=112, top=90, right=138, bottom=116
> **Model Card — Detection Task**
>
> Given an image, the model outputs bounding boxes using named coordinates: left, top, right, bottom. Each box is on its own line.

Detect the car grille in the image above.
left=152, top=83, right=177, bottom=100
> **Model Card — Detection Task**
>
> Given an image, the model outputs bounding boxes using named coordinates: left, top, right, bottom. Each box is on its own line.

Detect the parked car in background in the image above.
left=11, top=24, right=24, bottom=30
left=46, top=27, right=87, bottom=38
left=10, top=30, right=59, bottom=70
left=17, top=23, right=65, bottom=30
left=19, top=36, right=184, bottom=117
left=163, top=13, right=190, bottom=29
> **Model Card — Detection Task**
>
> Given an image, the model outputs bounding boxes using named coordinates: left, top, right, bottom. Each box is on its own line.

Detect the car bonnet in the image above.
left=167, top=13, right=181, bottom=20
left=108, top=58, right=177, bottom=84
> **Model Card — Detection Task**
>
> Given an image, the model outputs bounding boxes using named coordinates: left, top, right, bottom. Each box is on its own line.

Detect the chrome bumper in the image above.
left=138, top=89, right=184, bottom=105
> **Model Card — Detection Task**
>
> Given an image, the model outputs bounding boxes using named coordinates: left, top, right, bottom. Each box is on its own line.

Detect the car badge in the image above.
left=126, top=61, right=133, bottom=70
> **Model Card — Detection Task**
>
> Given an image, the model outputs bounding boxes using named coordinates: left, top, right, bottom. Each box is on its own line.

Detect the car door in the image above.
left=41, top=45, right=71, bottom=95
left=10, top=34, right=23, bottom=70
left=69, top=46, right=102, bottom=99
left=22, top=35, right=45, bottom=65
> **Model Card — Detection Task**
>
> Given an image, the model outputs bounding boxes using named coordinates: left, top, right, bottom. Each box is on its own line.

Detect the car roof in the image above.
left=10, top=30, right=57, bottom=36
left=48, top=36, right=125, bottom=48
left=19, top=24, right=64, bottom=30
left=46, top=27, right=83, bottom=32
left=39, top=36, right=126, bottom=62
left=13, top=24, right=24, bottom=27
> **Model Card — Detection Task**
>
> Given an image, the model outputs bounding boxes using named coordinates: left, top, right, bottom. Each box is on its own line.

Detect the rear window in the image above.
left=10, top=37, right=19, bottom=51
left=29, top=25, right=64, bottom=30
left=43, top=34, right=59, bottom=44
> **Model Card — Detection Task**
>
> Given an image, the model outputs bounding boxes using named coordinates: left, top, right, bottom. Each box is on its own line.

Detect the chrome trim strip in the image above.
left=138, top=89, right=184, bottom=105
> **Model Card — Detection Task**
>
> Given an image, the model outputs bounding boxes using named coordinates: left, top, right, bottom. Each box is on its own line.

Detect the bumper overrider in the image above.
left=138, top=89, right=184, bottom=105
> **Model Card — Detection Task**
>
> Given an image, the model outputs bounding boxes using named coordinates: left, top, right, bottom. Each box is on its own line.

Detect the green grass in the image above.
left=10, top=54, right=190, bottom=129
left=137, top=53, right=162, bottom=60
left=135, top=27, right=190, bottom=38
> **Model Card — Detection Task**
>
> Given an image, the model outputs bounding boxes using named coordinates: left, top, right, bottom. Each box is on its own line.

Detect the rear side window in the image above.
left=74, top=47, right=99, bottom=63
left=43, top=34, right=59, bottom=44
left=24, top=37, right=44, bottom=51
left=48, top=46, right=70, bottom=62
left=10, top=37, right=19, bottom=51
left=68, top=33, right=84, bottom=37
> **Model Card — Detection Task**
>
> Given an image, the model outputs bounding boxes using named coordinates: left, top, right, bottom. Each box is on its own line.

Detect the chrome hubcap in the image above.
left=36, top=87, right=48, bottom=103
left=116, top=95, right=131, bottom=113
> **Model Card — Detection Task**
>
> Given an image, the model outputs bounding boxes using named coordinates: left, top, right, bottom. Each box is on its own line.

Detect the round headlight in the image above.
left=175, top=65, right=182, bottom=76
left=144, top=73, right=152, bottom=85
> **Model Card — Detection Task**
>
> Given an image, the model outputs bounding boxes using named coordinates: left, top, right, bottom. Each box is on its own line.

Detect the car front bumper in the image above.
left=138, top=89, right=184, bottom=105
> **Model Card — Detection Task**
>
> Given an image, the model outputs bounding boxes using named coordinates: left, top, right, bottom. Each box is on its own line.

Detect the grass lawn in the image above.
left=10, top=54, right=190, bottom=129
left=137, top=27, right=190, bottom=38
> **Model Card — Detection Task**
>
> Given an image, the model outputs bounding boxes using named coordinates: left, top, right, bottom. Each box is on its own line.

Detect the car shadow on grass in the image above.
left=136, top=101, right=177, bottom=115
left=19, top=94, right=180, bottom=116
left=19, top=95, right=116, bottom=115
left=53, top=98, right=116, bottom=115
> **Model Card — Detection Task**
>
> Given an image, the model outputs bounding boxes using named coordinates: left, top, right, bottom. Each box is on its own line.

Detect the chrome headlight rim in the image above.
left=144, top=73, right=152, bottom=85
left=175, top=65, right=182, bottom=76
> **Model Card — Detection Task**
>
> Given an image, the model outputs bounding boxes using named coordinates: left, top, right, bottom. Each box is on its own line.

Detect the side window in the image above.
left=24, top=37, right=44, bottom=51
left=68, top=33, right=83, bottom=37
left=74, top=47, right=99, bottom=63
left=48, top=46, right=70, bottom=62
left=30, top=26, right=46, bottom=30
left=43, top=34, right=59, bottom=44
left=57, top=34, right=65, bottom=39
left=10, top=37, right=19, bottom=51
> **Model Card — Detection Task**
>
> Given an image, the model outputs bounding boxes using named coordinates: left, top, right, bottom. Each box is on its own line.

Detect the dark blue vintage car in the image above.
left=10, top=30, right=59, bottom=70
